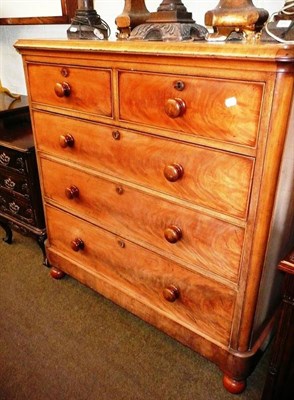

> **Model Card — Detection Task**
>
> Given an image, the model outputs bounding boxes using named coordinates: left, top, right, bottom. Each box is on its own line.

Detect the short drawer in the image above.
left=118, top=70, right=263, bottom=147
left=46, top=205, right=236, bottom=345
left=0, top=189, right=35, bottom=224
left=0, top=147, right=27, bottom=174
left=0, top=169, right=30, bottom=199
left=33, top=111, right=254, bottom=219
left=27, top=63, right=112, bottom=118
left=41, top=158, right=244, bottom=282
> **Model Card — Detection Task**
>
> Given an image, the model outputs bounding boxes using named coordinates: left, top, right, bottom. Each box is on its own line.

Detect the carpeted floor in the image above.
left=0, top=231, right=269, bottom=400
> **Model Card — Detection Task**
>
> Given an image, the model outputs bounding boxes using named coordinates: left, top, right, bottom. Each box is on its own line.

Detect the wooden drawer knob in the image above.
left=164, top=98, right=186, bottom=118
left=71, top=238, right=84, bottom=252
left=164, top=164, right=184, bottom=182
left=163, top=285, right=179, bottom=302
left=59, top=134, right=74, bottom=148
left=65, top=185, right=79, bottom=200
left=164, top=225, right=182, bottom=244
left=54, top=82, right=71, bottom=97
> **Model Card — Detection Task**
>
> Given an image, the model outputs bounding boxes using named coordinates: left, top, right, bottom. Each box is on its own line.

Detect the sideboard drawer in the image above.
left=0, top=147, right=26, bottom=174
left=46, top=205, right=236, bottom=345
left=118, top=71, right=264, bottom=147
left=0, top=169, right=30, bottom=198
left=0, top=190, right=35, bottom=224
left=41, top=157, right=244, bottom=282
left=27, top=63, right=112, bottom=118
left=33, top=111, right=254, bottom=219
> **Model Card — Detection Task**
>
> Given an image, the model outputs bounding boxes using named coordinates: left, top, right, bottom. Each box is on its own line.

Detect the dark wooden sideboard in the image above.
left=262, top=250, right=294, bottom=400
left=0, top=93, right=46, bottom=261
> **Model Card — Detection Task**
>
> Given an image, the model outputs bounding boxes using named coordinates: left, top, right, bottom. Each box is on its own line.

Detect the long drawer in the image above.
left=33, top=111, right=254, bottom=219
left=40, top=157, right=244, bottom=282
left=27, top=63, right=112, bottom=118
left=45, top=204, right=236, bottom=345
left=118, top=70, right=264, bottom=147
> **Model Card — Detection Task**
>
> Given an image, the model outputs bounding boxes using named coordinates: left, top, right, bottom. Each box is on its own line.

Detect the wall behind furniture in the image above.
left=0, top=0, right=284, bottom=95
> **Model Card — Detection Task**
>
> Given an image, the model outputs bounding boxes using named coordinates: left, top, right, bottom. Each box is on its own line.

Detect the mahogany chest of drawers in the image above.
left=15, top=39, right=294, bottom=393
left=0, top=94, right=45, bottom=256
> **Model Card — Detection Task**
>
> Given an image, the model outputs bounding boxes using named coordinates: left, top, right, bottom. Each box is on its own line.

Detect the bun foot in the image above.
left=223, top=375, right=246, bottom=394
left=50, top=266, right=65, bottom=279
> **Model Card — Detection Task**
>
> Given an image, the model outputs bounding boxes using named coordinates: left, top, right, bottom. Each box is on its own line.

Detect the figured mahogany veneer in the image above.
left=119, top=70, right=263, bottom=147
left=45, top=204, right=236, bottom=346
left=15, top=39, right=294, bottom=394
left=33, top=112, right=254, bottom=219
left=40, top=156, right=244, bottom=282
left=28, top=64, right=112, bottom=117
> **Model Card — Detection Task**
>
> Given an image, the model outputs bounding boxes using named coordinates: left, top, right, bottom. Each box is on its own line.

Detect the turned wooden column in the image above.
left=205, top=0, right=269, bottom=41
left=78, top=0, right=93, bottom=8
left=115, top=0, right=150, bottom=39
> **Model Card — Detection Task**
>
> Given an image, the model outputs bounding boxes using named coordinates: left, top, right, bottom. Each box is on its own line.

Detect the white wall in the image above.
left=0, top=0, right=284, bottom=95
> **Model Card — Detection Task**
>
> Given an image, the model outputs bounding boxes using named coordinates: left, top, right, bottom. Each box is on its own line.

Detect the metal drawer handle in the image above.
left=9, top=202, right=20, bottom=214
left=0, top=152, right=10, bottom=166
left=4, top=178, right=16, bottom=189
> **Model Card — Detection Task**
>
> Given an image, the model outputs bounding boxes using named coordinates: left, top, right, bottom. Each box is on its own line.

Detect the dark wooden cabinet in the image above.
left=262, top=250, right=294, bottom=400
left=0, top=94, right=46, bottom=261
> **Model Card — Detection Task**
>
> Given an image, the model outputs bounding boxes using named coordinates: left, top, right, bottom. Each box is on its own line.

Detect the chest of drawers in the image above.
left=0, top=94, right=45, bottom=257
left=15, top=39, right=294, bottom=394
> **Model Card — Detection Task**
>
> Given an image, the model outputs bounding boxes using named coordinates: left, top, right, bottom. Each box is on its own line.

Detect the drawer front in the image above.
left=27, top=63, right=112, bottom=117
left=46, top=205, right=236, bottom=345
left=0, top=190, right=35, bottom=224
left=119, top=71, right=263, bottom=147
left=0, top=169, right=30, bottom=199
left=41, top=158, right=244, bottom=282
left=0, top=147, right=27, bottom=174
left=33, top=111, right=254, bottom=219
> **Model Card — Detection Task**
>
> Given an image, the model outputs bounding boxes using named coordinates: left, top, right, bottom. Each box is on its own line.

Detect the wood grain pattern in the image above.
left=40, top=157, right=244, bottom=282
left=46, top=204, right=236, bottom=345
left=118, top=71, right=263, bottom=147
left=33, top=111, right=254, bottom=219
left=15, top=38, right=294, bottom=392
left=27, top=64, right=112, bottom=117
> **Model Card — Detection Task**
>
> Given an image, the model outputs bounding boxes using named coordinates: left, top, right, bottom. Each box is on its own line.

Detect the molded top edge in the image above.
left=14, top=39, right=294, bottom=63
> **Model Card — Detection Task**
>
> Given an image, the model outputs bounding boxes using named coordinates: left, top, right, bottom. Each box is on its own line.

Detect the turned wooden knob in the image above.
left=163, top=284, right=179, bottom=302
left=54, top=82, right=71, bottom=97
left=59, top=134, right=74, bottom=148
left=65, top=185, right=79, bottom=199
left=164, top=225, right=182, bottom=243
left=164, top=98, right=186, bottom=118
left=71, top=238, right=84, bottom=252
left=164, top=164, right=184, bottom=182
